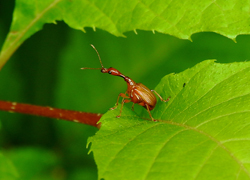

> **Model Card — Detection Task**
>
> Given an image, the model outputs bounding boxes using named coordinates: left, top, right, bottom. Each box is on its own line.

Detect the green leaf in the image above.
left=1, top=0, right=250, bottom=68
left=89, top=60, right=250, bottom=180
left=0, top=153, right=18, bottom=180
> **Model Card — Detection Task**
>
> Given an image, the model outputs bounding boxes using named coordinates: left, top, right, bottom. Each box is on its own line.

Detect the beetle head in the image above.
left=101, top=67, right=122, bottom=76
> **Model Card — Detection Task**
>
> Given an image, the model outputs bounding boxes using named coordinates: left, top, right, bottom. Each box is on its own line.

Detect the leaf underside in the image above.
left=1, top=0, right=250, bottom=67
left=89, top=60, right=250, bottom=180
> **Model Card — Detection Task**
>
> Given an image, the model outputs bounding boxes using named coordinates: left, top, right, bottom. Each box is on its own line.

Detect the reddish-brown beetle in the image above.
left=81, top=45, right=170, bottom=120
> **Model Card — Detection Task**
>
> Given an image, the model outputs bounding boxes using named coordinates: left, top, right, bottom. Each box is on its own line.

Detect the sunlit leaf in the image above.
left=89, top=60, right=250, bottom=180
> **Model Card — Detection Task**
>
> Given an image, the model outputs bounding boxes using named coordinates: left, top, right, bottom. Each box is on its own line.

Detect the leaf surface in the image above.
left=89, top=60, right=250, bottom=180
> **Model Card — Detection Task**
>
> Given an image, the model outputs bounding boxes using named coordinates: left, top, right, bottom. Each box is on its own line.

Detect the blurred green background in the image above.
left=1, top=1, right=250, bottom=179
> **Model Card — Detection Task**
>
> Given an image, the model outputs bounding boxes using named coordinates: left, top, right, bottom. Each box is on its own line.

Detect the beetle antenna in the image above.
left=81, top=44, right=105, bottom=70
left=91, top=44, right=104, bottom=68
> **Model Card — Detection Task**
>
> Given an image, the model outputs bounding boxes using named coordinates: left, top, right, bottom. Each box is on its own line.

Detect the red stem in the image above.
left=0, top=100, right=102, bottom=128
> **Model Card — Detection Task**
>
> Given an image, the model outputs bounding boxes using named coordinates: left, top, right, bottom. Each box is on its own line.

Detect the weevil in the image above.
left=81, top=45, right=170, bottom=120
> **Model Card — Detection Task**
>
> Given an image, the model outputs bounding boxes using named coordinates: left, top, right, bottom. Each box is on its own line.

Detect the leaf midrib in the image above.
left=180, top=66, right=250, bottom=124
left=2, top=0, right=62, bottom=58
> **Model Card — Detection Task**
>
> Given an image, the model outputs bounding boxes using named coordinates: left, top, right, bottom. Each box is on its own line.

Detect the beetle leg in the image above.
left=145, top=104, right=154, bottom=121
left=116, top=97, right=124, bottom=118
left=110, top=92, right=130, bottom=110
left=131, top=103, right=135, bottom=111
left=116, top=98, right=131, bottom=118
left=151, top=90, right=170, bottom=102
left=124, top=99, right=131, bottom=103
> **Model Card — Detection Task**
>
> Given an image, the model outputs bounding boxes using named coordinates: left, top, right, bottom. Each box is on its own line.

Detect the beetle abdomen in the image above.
left=134, top=83, right=157, bottom=110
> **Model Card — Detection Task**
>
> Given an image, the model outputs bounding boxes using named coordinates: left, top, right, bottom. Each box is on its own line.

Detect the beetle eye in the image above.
left=108, top=71, right=112, bottom=74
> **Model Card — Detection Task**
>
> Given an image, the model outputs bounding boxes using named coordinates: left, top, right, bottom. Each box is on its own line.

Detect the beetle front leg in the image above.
left=110, top=92, right=130, bottom=110
left=151, top=90, right=170, bottom=102
left=116, top=98, right=131, bottom=118
left=131, top=103, right=135, bottom=111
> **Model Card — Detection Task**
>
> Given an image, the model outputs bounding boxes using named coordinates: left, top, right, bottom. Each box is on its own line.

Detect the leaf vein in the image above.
left=221, top=138, right=250, bottom=144
left=6, top=0, right=62, bottom=57
left=161, top=61, right=213, bottom=120
left=159, top=120, right=250, bottom=177
left=173, top=65, right=250, bottom=122
left=186, top=92, right=250, bottom=126
left=87, top=0, right=118, bottom=32
left=184, top=88, right=250, bottom=125
left=195, top=110, right=250, bottom=129
left=102, top=122, right=160, bottom=174
left=193, top=145, right=219, bottom=180
left=143, top=128, right=187, bottom=179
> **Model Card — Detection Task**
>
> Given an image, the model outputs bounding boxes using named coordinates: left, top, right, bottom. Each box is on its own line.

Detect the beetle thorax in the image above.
left=124, top=76, right=136, bottom=86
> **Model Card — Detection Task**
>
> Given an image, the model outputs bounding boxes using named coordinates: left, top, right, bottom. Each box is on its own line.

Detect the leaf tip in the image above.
left=134, top=29, right=138, bottom=35
left=188, top=36, right=193, bottom=42
left=86, top=138, right=93, bottom=153
left=81, top=28, right=86, bottom=33
left=232, top=37, right=237, bottom=43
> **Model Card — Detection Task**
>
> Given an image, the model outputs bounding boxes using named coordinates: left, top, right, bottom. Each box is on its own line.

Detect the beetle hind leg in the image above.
left=151, top=90, right=170, bottom=102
